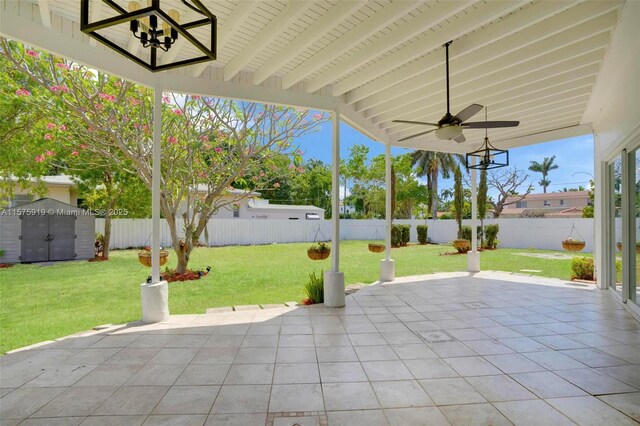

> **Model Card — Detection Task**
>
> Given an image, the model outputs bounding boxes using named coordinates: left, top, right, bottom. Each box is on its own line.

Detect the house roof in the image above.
left=505, top=191, right=589, bottom=203
left=8, top=175, right=76, bottom=187
left=248, top=199, right=323, bottom=212
left=2, top=0, right=630, bottom=154
left=545, top=207, right=585, bottom=217
left=192, top=185, right=260, bottom=197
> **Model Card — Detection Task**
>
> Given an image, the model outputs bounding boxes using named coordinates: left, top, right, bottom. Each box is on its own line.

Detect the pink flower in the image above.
left=273, top=182, right=280, bottom=188
left=44, top=133, right=54, bottom=140
left=296, top=149, right=303, bottom=155
left=55, top=62, right=70, bottom=70
left=167, top=136, right=178, bottom=145
left=172, top=108, right=183, bottom=115
left=162, top=96, right=171, bottom=104
left=80, top=144, right=88, bottom=149
left=214, top=147, right=223, bottom=153
left=313, top=112, right=323, bottom=120
left=129, top=98, right=141, bottom=106
left=200, top=135, right=209, bottom=142
left=191, top=95, right=201, bottom=100
left=46, top=150, right=55, bottom=157
left=59, top=124, right=67, bottom=131
left=288, top=164, right=295, bottom=170
left=98, top=93, right=116, bottom=101
left=198, top=172, right=207, bottom=178
left=297, top=166, right=304, bottom=173
left=259, top=171, right=265, bottom=177
left=46, top=122, right=56, bottom=130
left=35, top=155, right=45, bottom=163
left=71, top=151, right=79, bottom=156
left=50, top=85, right=69, bottom=94
left=15, top=88, right=31, bottom=96
left=26, top=49, right=39, bottom=58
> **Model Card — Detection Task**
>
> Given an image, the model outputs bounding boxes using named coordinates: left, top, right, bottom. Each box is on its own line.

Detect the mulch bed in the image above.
left=161, top=267, right=211, bottom=283
left=0, top=263, right=14, bottom=268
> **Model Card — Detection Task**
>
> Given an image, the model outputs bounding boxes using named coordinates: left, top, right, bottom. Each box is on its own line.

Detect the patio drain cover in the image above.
left=463, top=302, right=490, bottom=309
left=417, top=330, right=455, bottom=343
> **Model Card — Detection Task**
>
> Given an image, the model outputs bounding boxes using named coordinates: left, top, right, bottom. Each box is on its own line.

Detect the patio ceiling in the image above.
left=0, top=0, right=627, bottom=153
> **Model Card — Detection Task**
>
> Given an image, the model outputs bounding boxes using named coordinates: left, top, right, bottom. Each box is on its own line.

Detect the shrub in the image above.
left=571, top=257, right=594, bottom=280
left=391, top=224, right=411, bottom=247
left=95, top=233, right=105, bottom=257
left=417, top=225, right=428, bottom=244
left=308, top=242, right=330, bottom=252
left=452, top=239, right=470, bottom=253
left=461, top=226, right=483, bottom=244
left=0, top=249, right=4, bottom=258
left=305, top=271, right=324, bottom=303
left=484, top=224, right=499, bottom=249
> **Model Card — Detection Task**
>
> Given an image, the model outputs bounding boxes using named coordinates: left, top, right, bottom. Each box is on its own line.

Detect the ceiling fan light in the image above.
left=435, top=125, right=463, bottom=140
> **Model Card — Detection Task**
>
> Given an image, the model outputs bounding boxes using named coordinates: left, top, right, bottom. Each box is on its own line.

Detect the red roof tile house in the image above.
left=501, top=191, right=590, bottom=218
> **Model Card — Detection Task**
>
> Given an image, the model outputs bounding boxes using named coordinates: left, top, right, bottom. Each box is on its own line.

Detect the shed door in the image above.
left=49, top=215, right=76, bottom=261
left=21, top=215, right=49, bottom=262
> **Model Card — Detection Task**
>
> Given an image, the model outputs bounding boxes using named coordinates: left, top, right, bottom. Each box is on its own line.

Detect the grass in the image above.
left=0, top=241, right=591, bottom=353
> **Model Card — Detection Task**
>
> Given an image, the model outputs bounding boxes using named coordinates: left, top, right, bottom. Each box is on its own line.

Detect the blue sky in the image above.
left=294, top=121, right=594, bottom=199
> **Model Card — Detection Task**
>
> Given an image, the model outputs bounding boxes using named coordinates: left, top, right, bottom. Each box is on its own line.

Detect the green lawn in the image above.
left=0, top=241, right=590, bottom=353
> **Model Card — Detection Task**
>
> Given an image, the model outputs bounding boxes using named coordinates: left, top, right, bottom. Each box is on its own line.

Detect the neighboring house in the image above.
left=3, top=175, right=78, bottom=207
left=501, top=191, right=590, bottom=218
left=179, top=186, right=324, bottom=220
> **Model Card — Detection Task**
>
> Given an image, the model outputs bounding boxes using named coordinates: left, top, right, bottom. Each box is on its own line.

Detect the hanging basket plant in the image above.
left=562, top=239, right=585, bottom=252
left=616, top=242, right=640, bottom=253
left=138, top=246, right=169, bottom=267
left=368, top=243, right=385, bottom=253
left=562, top=224, right=585, bottom=252
left=307, top=242, right=330, bottom=260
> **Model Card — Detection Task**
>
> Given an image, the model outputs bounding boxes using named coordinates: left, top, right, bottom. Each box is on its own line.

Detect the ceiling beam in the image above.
left=223, top=1, right=310, bottom=82
left=344, top=0, right=621, bottom=105
left=280, top=0, right=421, bottom=90
left=372, top=46, right=605, bottom=126
left=37, top=0, right=51, bottom=28
left=490, top=124, right=592, bottom=149
left=192, top=0, right=262, bottom=77
left=88, top=0, right=103, bottom=47
left=304, top=0, right=474, bottom=94
left=252, top=1, right=365, bottom=86
left=333, top=0, right=533, bottom=97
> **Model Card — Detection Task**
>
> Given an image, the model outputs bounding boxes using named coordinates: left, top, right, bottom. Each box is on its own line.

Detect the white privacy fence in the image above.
left=97, top=217, right=595, bottom=252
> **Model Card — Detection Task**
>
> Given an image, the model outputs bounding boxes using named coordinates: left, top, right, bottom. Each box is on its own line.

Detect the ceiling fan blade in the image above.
left=392, top=119, right=439, bottom=126
left=462, top=121, right=520, bottom=128
left=398, top=128, right=437, bottom=142
left=453, top=133, right=466, bottom=143
left=454, top=104, right=483, bottom=122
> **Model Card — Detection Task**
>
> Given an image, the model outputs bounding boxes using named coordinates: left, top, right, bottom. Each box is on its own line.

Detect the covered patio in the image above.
left=1, top=0, right=640, bottom=424
left=2, top=272, right=639, bottom=425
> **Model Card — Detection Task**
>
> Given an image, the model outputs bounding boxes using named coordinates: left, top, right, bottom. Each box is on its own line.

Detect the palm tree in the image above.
left=528, top=155, right=559, bottom=193
left=410, top=150, right=463, bottom=219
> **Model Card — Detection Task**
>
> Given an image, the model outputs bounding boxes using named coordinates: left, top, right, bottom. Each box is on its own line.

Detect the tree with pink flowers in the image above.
left=0, top=38, right=328, bottom=272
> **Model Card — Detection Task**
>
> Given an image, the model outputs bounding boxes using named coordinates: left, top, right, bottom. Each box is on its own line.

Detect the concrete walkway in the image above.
left=1, top=272, right=639, bottom=425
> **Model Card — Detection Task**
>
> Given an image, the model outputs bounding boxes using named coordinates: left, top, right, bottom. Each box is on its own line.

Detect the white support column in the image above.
left=141, top=84, right=169, bottom=323
left=324, top=110, right=345, bottom=307
left=467, top=159, right=480, bottom=272
left=380, top=143, right=395, bottom=281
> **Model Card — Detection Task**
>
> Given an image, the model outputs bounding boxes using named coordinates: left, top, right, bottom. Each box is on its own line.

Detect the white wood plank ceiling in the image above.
left=10, top=0, right=626, bottom=151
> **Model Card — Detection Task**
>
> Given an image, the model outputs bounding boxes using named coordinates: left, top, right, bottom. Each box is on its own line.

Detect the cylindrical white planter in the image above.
left=467, top=251, right=480, bottom=272
left=380, top=259, right=395, bottom=282
left=141, top=281, right=169, bottom=323
left=324, top=271, right=345, bottom=307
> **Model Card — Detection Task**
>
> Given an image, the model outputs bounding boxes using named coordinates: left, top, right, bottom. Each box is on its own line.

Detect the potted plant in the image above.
left=616, top=241, right=640, bottom=253
left=452, top=165, right=470, bottom=253
left=368, top=242, right=385, bottom=253
left=562, top=238, right=585, bottom=252
left=138, top=246, right=169, bottom=267
left=307, top=242, right=330, bottom=260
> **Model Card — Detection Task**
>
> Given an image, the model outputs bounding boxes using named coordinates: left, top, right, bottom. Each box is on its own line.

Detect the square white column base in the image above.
left=380, top=259, right=395, bottom=282
left=467, top=251, right=480, bottom=272
left=141, top=281, right=170, bottom=323
left=324, top=271, right=345, bottom=307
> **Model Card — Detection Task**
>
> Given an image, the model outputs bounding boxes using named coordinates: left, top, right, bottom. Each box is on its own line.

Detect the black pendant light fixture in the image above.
left=466, top=107, right=509, bottom=170
left=81, top=0, right=216, bottom=72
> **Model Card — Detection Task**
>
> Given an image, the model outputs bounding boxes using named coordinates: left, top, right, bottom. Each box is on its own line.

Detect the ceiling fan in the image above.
left=392, top=41, right=520, bottom=143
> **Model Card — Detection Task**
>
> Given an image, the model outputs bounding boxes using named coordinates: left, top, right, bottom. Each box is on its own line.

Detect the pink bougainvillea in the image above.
left=313, top=112, right=323, bottom=120
left=214, top=147, right=223, bottom=153
left=35, top=155, right=45, bottom=163
left=98, top=93, right=116, bottom=102
left=162, top=96, right=172, bottom=104
left=50, top=85, right=69, bottom=94
left=79, top=144, right=89, bottom=149
left=273, top=182, right=281, bottom=188
left=46, top=122, right=56, bottom=130
left=25, top=49, right=39, bottom=58
left=59, top=124, right=67, bottom=131
left=15, top=88, right=31, bottom=96
left=71, top=151, right=79, bottom=157
left=200, top=135, right=209, bottom=142
left=44, top=133, right=54, bottom=140
left=172, top=108, right=183, bottom=115
left=55, top=62, right=70, bottom=70
left=297, top=166, right=305, bottom=173
left=45, top=150, right=55, bottom=157
left=167, top=136, right=178, bottom=145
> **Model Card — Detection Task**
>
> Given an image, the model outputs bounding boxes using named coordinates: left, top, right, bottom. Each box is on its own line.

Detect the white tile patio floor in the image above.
left=1, top=271, right=639, bottom=425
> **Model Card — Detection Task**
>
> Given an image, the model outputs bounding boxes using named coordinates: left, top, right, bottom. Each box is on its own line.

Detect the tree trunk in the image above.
left=102, top=200, right=115, bottom=259
left=431, top=169, right=438, bottom=220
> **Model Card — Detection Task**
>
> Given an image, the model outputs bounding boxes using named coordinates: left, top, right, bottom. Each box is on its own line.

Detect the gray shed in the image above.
left=0, top=198, right=95, bottom=264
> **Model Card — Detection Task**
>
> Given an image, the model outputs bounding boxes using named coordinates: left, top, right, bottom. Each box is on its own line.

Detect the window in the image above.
left=544, top=200, right=551, bottom=206
left=9, top=194, right=32, bottom=207
left=233, top=204, right=240, bottom=218
left=560, top=199, right=564, bottom=206
left=306, top=213, right=320, bottom=220
left=516, top=201, right=527, bottom=208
